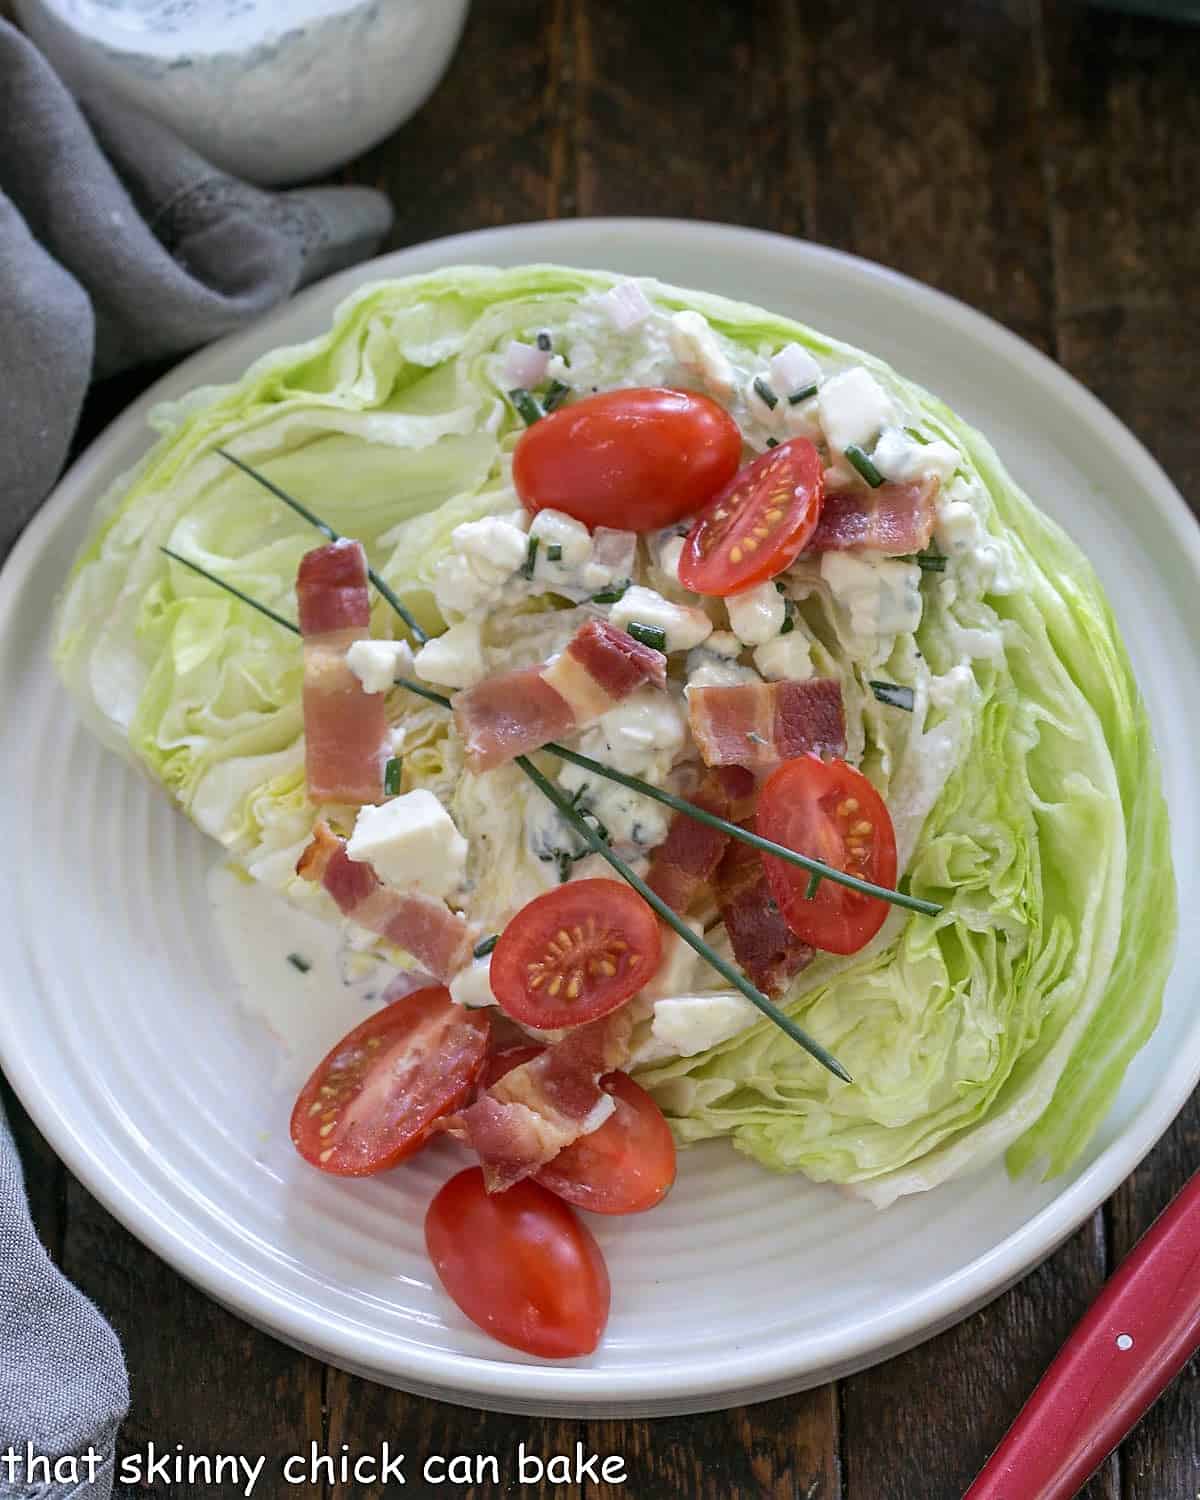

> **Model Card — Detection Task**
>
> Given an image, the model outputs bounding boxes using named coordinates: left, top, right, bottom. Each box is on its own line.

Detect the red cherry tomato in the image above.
left=490, top=880, right=662, bottom=1030
left=678, top=437, right=824, bottom=596
left=756, top=758, right=898, bottom=956
left=484, top=1050, right=677, bottom=1216
left=541, top=1073, right=676, bottom=1215
left=512, top=387, right=742, bottom=532
left=291, top=987, right=489, bottom=1176
left=425, top=1167, right=610, bottom=1358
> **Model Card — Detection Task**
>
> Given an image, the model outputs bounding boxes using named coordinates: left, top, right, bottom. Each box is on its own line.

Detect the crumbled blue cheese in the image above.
left=657, top=533, right=687, bottom=582
left=345, top=638, right=413, bottom=694
left=609, top=584, right=713, bottom=653
left=414, top=620, right=486, bottom=688
left=432, top=509, right=531, bottom=620
left=633, top=992, right=761, bottom=1064
left=668, top=310, right=736, bottom=400
left=449, top=955, right=499, bottom=1009
left=725, top=580, right=786, bottom=645
left=346, top=789, right=468, bottom=901
left=873, top=426, right=959, bottom=486
left=769, top=342, right=822, bottom=399
left=753, top=632, right=813, bottom=681
left=686, top=630, right=758, bottom=689
left=453, top=513, right=530, bottom=576
left=817, top=367, right=896, bottom=453
left=529, top=508, right=592, bottom=573
left=551, top=687, right=688, bottom=853
left=820, top=551, right=923, bottom=645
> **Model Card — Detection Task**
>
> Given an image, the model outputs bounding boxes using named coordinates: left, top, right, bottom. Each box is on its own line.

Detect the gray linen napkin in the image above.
left=1, top=15, right=393, bottom=555
left=0, top=17, right=393, bottom=1498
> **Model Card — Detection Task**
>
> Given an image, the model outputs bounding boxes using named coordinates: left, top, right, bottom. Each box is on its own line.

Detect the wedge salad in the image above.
left=54, top=265, right=1175, bottom=1359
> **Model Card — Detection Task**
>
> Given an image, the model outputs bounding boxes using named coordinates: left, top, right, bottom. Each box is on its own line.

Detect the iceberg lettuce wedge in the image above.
left=53, top=264, right=1174, bottom=1204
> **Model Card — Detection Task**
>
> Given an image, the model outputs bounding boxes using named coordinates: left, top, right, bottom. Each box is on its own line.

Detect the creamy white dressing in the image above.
left=206, top=861, right=391, bottom=1084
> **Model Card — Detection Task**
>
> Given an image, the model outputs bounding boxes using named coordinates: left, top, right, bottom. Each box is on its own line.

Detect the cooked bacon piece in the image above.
left=646, top=766, right=755, bottom=915
left=452, top=619, right=667, bottom=773
left=297, top=540, right=388, bottom=805
left=446, top=1008, right=634, bottom=1192
left=688, top=679, right=846, bottom=772
left=715, top=824, right=814, bottom=998
left=808, top=475, right=939, bottom=555
left=296, top=822, right=477, bottom=983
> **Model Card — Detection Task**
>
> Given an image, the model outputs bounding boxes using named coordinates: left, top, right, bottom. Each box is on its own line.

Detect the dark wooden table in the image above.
left=7, top=2, right=1199, bottom=1496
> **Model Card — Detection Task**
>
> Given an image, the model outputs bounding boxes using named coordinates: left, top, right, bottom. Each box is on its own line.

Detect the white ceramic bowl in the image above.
left=14, top=0, right=471, bottom=186
left=0, top=221, right=1195, bottom=1416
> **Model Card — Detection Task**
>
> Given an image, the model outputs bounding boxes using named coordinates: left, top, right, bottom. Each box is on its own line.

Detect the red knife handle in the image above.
left=966, top=1170, right=1200, bottom=1500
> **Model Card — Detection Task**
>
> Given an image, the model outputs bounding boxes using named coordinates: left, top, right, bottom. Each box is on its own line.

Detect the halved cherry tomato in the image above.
left=425, top=1166, right=610, bottom=1358
left=512, top=387, right=742, bottom=532
left=484, top=1049, right=677, bottom=1215
left=291, top=987, right=489, bottom=1176
left=490, top=880, right=662, bottom=1030
left=677, top=437, right=824, bottom=596
left=756, top=757, right=898, bottom=956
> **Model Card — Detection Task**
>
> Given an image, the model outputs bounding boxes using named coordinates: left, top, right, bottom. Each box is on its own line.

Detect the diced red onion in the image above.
left=598, top=279, right=653, bottom=331
left=502, top=340, right=552, bottom=388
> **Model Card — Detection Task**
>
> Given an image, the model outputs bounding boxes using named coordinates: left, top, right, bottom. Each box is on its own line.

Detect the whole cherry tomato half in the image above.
left=490, top=880, right=662, bottom=1030
left=512, top=387, right=742, bottom=532
left=291, top=986, right=489, bottom=1176
left=425, top=1167, right=610, bottom=1358
left=756, top=757, right=898, bottom=955
left=678, top=437, right=824, bottom=596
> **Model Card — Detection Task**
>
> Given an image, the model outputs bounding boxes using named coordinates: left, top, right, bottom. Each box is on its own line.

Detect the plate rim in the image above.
left=2, top=216, right=1197, bottom=1413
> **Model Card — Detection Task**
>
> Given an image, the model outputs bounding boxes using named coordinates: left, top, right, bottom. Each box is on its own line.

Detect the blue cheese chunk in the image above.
left=817, top=367, right=896, bottom=454
left=414, top=620, right=486, bottom=689
left=345, top=638, right=414, bottom=694
left=820, top=551, right=922, bottom=645
left=609, top=584, right=712, bottom=653
left=668, top=310, right=736, bottom=399
left=347, top=790, right=468, bottom=902
left=725, top=580, right=786, bottom=645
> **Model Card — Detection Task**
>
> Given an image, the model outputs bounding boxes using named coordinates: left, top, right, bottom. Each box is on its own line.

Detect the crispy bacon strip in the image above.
left=447, top=1009, right=634, bottom=1192
left=688, top=679, right=846, bottom=772
left=296, top=822, right=477, bottom=983
left=298, top=540, right=388, bottom=805
left=452, top=619, right=667, bottom=773
left=715, top=824, right=814, bottom=999
left=808, top=476, right=939, bottom=555
left=646, top=766, right=756, bottom=915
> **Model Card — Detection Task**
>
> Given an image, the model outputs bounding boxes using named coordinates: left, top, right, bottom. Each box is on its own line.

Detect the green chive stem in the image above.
left=515, top=754, right=851, bottom=1081
left=214, top=449, right=428, bottom=643
left=753, top=376, right=779, bottom=411
left=845, top=444, right=885, bottom=488
left=384, top=756, right=403, bottom=795
left=626, top=621, right=667, bottom=653
left=473, top=934, right=499, bottom=959
left=161, top=547, right=301, bottom=634
left=508, top=388, right=543, bottom=426
left=805, top=870, right=822, bottom=900
left=788, top=382, right=819, bottom=405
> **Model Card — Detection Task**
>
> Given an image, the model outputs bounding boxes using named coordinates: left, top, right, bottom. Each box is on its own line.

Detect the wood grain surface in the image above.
left=7, top=1, right=1199, bottom=1496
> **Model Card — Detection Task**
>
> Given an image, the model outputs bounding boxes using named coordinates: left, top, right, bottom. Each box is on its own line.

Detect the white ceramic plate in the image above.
left=1, top=221, right=1196, bottom=1418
